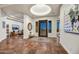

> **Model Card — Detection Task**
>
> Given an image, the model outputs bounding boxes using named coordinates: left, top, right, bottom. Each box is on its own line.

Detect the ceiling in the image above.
left=0, top=4, right=61, bottom=22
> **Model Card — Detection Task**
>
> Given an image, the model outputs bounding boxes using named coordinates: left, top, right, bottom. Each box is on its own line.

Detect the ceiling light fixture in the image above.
left=30, top=4, right=51, bottom=16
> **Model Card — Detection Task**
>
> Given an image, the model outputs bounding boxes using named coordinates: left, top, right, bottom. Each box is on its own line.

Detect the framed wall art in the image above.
left=2, top=21, right=5, bottom=28
left=64, top=5, right=79, bottom=34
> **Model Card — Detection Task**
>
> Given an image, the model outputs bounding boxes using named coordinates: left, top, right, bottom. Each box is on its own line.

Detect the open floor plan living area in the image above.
left=0, top=4, right=79, bottom=54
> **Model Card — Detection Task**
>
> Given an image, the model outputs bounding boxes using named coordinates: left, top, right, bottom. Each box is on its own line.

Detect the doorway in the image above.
left=39, top=20, right=48, bottom=37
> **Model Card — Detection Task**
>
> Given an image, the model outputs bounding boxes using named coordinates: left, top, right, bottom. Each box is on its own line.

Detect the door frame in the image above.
left=39, top=20, right=48, bottom=37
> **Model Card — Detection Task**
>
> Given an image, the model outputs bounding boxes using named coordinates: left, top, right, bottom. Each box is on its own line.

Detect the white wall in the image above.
left=23, top=16, right=58, bottom=39
left=32, top=17, right=57, bottom=37
left=60, top=4, right=79, bottom=54
left=0, top=9, right=6, bottom=41
left=0, top=16, right=23, bottom=42
left=0, top=17, right=7, bottom=42
left=23, top=15, right=32, bottom=39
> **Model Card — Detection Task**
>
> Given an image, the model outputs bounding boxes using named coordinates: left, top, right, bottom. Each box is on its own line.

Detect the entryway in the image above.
left=39, top=20, right=48, bottom=37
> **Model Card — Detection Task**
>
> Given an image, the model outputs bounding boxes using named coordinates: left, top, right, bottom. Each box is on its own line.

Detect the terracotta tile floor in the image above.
left=0, top=36, right=67, bottom=54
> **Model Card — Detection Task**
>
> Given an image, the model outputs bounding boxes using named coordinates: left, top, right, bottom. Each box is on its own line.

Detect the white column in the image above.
left=23, top=15, right=32, bottom=39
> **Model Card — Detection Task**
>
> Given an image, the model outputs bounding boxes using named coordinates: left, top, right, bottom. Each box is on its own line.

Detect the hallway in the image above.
left=0, top=4, right=79, bottom=54
left=0, top=36, right=67, bottom=54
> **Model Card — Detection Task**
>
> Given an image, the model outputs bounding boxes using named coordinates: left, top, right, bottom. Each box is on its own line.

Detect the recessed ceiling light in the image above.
left=30, top=4, right=51, bottom=16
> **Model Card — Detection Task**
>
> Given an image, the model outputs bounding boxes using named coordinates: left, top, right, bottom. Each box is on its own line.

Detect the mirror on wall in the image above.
left=28, top=23, right=32, bottom=31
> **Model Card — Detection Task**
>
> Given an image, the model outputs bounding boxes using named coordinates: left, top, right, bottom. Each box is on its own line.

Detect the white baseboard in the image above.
left=60, top=41, right=70, bottom=54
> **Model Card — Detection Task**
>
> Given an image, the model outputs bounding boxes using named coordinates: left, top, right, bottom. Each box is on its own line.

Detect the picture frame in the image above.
left=64, top=5, right=79, bottom=34
left=2, top=21, right=5, bottom=28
